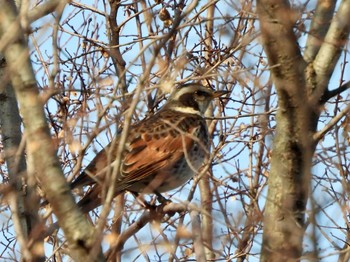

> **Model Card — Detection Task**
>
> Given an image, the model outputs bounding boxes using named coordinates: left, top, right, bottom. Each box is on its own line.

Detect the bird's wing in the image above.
left=72, top=126, right=195, bottom=189
left=119, top=129, right=194, bottom=185
left=75, top=130, right=191, bottom=213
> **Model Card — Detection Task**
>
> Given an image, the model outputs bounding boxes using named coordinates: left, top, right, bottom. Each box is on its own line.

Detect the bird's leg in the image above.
left=130, top=192, right=147, bottom=208
left=155, top=192, right=171, bottom=205
left=130, top=191, right=155, bottom=209
left=129, top=191, right=171, bottom=209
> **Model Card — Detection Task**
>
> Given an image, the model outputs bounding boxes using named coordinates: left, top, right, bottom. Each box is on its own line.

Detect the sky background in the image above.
left=1, top=0, right=350, bottom=261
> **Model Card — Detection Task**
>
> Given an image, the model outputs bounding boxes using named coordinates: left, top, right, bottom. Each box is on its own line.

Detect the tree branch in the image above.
left=321, top=80, right=350, bottom=103
left=313, top=103, right=350, bottom=142
left=107, top=201, right=200, bottom=259
left=0, top=56, right=36, bottom=260
left=304, top=0, right=336, bottom=62
left=107, top=0, right=127, bottom=93
left=27, top=0, right=63, bottom=22
left=190, top=209, right=207, bottom=262
left=311, top=0, right=350, bottom=104
left=256, top=0, right=313, bottom=260
left=0, top=1, right=105, bottom=261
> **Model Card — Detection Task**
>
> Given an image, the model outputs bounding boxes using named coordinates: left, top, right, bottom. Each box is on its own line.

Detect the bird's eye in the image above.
left=194, top=90, right=208, bottom=99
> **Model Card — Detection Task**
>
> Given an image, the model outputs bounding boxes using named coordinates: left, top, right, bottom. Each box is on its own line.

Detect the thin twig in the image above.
left=313, top=103, right=350, bottom=142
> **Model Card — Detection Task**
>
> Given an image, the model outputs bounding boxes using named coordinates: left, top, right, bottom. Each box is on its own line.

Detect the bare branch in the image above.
left=107, top=1, right=127, bottom=93
left=304, top=0, right=336, bottom=62
left=312, top=0, right=350, bottom=103
left=197, top=1, right=217, bottom=259
left=321, top=81, right=350, bottom=103
left=0, top=57, right=35, bottom=260
left=313, top=103, right=350, bottom=142
left=0, top=1, right=105, bottom=260
left=257, top=0, right=313, bottom=260
left=190, top=209, right=207, bottom=262
left=28, top=0, right=64, bottom=22
left=107, top=201, right=198, bottom=259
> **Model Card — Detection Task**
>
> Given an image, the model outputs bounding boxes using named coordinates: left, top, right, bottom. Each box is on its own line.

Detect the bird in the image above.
left=71, top=83, right=228, bottom=212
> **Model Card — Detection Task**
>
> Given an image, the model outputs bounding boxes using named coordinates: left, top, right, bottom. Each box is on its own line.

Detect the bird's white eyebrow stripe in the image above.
left=170, top=107, right=202, bottom=116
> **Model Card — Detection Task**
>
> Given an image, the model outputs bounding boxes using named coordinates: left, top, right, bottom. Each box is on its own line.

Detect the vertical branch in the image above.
left=311, top=0, right=350, bottom=104
left=0, top=56, right=42, bottom=261
left=198, top=0, right=217, bottom=259
left=190, top=209, right=206, bottom=262
left=256, top=0, right=315, bottom=260
left=107, top=0, right=127, bottom=93
left=0, top=1, right=105, bottom=260
left=133, top=1, right=153, bottom=109
left=304, top=0, right=336, bottom=63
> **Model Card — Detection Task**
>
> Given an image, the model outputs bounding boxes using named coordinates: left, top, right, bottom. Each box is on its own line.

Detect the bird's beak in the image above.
left=212, top=90, right=230, bottom=98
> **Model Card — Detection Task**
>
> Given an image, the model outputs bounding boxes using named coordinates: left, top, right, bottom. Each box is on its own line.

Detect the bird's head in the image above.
left=165, top=83, right=228, bottom=116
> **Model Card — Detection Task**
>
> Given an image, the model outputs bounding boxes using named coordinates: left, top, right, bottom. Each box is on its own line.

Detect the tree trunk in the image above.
left=257, top=0, right=314, bottom=260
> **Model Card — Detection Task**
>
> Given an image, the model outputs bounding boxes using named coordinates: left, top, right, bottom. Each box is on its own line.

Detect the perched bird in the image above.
left=71, top=83, right=227, bottom=212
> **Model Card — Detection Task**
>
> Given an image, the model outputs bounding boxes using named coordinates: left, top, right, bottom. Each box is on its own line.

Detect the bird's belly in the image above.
left=156, top=162, right=196, bottom=192
left=159, top=145, right=207, bottom=192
